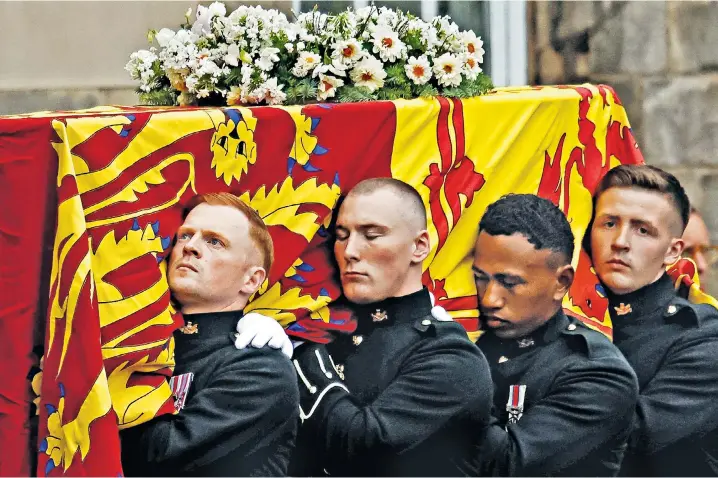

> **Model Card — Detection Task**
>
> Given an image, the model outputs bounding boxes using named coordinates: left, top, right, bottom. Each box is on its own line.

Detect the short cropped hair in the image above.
left=594, top=165, right=690, bottom=231
left=479, top=194, right=575, bottom=266
left=347, top=178, right=427, bottom=231
left=183, top=192, right=274, bottom=273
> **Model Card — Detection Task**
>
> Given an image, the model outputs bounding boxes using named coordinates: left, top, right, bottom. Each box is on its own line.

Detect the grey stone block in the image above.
left=642, top=76, right=718, bottom=166
left=0, top=89, right=106, bottom=115
left=668, top=1, right=718, bottom=73
left=590, top=1, right=667, bottom=75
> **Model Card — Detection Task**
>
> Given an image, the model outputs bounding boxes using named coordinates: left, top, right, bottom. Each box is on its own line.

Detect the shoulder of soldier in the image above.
left=662, top=295, right=718, bottom=331
left=410, top=311, right=474, bottom=341
left=559, top=316, right=628, bottom=363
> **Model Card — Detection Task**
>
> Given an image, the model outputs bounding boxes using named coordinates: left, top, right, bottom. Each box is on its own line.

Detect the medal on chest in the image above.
left=506, top=384, right=527, bottom=425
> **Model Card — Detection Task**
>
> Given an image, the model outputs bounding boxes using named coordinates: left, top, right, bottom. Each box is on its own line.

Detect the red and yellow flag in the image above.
left=0, top=84, right=645, bottom=476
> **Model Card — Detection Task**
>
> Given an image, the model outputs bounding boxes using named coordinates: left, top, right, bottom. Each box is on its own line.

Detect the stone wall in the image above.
left=531, top=0, right=718, bottom=292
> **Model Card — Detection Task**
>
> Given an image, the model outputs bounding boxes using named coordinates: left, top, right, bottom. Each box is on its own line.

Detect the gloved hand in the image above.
left=234, top=312, right=293, bottom=359
left=292, top=343, right=348, bottom=421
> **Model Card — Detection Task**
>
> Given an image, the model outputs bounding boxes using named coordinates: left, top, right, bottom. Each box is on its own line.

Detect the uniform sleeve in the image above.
left=629, top=331, right=718, bottom=455
left=316, top=335, right=491, bottom=468
left=122, top=349, right=299, bottom=472
left=481, top=356, right=638, bottom=476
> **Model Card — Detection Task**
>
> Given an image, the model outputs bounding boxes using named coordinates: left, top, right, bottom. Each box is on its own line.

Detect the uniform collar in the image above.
left=480, top=308, right=567, bottom=358
left=176, top=310, right=243, bottom=341
left=352, top=288, right=433, bottom=333
left=605, top=273, right=675, bottom=321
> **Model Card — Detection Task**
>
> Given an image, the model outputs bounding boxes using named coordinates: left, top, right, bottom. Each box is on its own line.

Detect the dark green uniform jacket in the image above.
left=121, top=311, right=299, bottom=477
left=478, top=310, right=639, bottom=476
left=289, top=288, right=493, bottom=476
left=608, top=273, right=718, bottom=477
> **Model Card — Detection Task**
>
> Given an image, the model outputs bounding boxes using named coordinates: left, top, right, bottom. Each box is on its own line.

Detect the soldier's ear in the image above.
left=241, top=266, right=267, bottom=296
left=554, top=264, right=574, bottom=301
left=663, top=238, right=684, bottom=268
left=411, top=229, right=431, bottom=264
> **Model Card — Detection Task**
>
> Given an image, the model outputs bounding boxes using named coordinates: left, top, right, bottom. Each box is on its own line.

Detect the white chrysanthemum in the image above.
left=432, top=52, right=462, bottom=87
left=460, top=30, right=485, bottom=63
left=404, top=56, right=432, bottom=85
left=291, top=51, right=321, bottom=77
left=317, top=74, right=345, bottom=101
left=349, top=55, right=387, bottom=92
left=332, top=39, right=363, bottom=66
left=371, top=28, right=406, bottom=63
left=463, top=54, right=482, bottom=80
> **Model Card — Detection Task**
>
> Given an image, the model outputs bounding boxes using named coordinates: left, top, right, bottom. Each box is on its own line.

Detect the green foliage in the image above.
left=138, top=88, right=178, bottom=106
left=285, top=78, right=318, bottom=104
left=336, top=85, right=375, bottom=103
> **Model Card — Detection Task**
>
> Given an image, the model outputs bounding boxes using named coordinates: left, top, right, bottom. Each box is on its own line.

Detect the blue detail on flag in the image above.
left=288, top=322, right=307, bottom=332
left=45, top=405, right=56, bottom=415
left=38, top=438, right=48, bottom=453
left=119, top=130, right=130, bottom=137
left=596, top=283, right=606, bottom=298
left=131, top=219, right=140, bottom=231
left=156, top=255, right=164, bottom=263
left=334, top=172, right=340, bottom=186
left=288, top=274, right=306, bottom=283
left=317, top=104, right=332, bottom=109
left=151, top=221, right=160, bottom=235
left=296, top=262, right=314, bottom=272
left=317, top=226, right=328, bottom=237
left=311, top=117, right=320, bottom=131
left=288, top=157, right=297, bottom=174
left=302, top=161, right=321, bottom=172
left=312, top=144, right=329, bottom=155
left=319, top=288, right=329, bottom=297
left=45, top=459, right=55, bottom=475
left=329, top=317, right=346, bottom=325
left=126, top=114, right=136, bottom=121
left=226, top=108, right=242, bottom=125
left=161, top=236, right=172, bottom=250
left=59, top=383, right=65, bottom=397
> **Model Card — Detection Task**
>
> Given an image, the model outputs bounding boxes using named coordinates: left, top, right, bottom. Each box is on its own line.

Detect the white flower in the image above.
left=256, top=47, right=280, bottom=71
left=185, top=75, right=199, bottom=91
left=224, top=43, right=241, bottom=67
left=460, top=30, right=485, bottom=63
left=291, top=51, right=321, bottom=77
left=313, top=61, right=346, bottom=78
left=285, top=42, right=294, bottom=53
left=296, top=41, right=306, bottom=51
left=208, top=2, right=226, bottom=18
left=463, top=54, right=482, bottom=80
left=255, top=78, right=286, bottom=105
left=197, top=88, right=211, bottom=99
left=349, top=55, right=386, bottom=92
left=404, top=56, right=432, bottom=85
left=155, top=28, right=175, bottom=48
left=317, top=74, right=344, bottom=101
left=371, top=27, right=406, bottom=63
left=433, top=52, right=462, bottom=87
left=332, top=39, right=363, bottom=66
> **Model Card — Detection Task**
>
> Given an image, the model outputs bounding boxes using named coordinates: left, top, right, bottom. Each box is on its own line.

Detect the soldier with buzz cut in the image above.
left=589, top=165, right=718, bottom=476
left=288, top=178, right=494, bottom=477
left=473, top=194, right=639, bottom=476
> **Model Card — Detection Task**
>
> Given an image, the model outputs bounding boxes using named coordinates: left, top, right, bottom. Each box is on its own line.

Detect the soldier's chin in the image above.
left=343, top=284, right=381, bottom=305
left=599, top=270, right=635, bottom=295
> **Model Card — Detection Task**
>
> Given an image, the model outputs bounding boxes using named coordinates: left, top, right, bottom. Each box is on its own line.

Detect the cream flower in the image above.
left=404, top=56, right=432, bottom=85
left=226, top=86, right=242, bottom=106
left=463, top=55, right=482, bottom=80
left=371, top=27, right=406, bottom=63
left=292, top=51, right=321, bottom=77
left=332, top=39, right=363, bottom=66
left=432, top=52, right=462, bottom=87
left=350, top=55, right=387, bottom=92
left=460, top=30, right=485, bottom=63
left=317, top=74, right=345, bottom=101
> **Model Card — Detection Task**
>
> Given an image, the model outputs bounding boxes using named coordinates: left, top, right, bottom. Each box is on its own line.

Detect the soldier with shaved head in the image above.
left=289, top=178, right=493, bottom=476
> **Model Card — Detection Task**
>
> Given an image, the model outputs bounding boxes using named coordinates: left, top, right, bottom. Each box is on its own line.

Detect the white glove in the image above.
left=431, top=305, right=453, bottom=322
left=234, top=312, right=293, bottom=359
